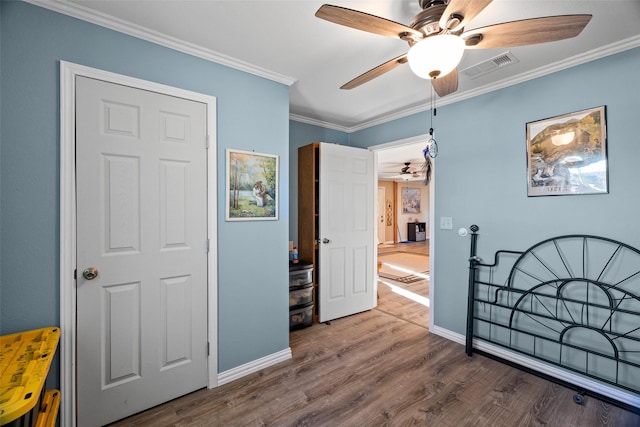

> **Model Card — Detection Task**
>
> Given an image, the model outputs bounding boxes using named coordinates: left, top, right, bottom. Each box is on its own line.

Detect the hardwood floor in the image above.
left=377, top=241, right=429, bottom=328
left=110, top=241, right=639, bottom=426
left=378, top=239, right=429, bottom=256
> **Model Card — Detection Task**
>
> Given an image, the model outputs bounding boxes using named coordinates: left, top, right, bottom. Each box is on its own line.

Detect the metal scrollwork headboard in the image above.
left=466, top=226, right=640, bottom=412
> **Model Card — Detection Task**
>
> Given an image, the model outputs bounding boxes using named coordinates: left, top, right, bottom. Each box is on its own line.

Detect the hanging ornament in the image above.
left=426, top=127, right=438, bottom=159
left=421, top=149, right=432, bottom=186
left=421, top=85, right=439, bottom=185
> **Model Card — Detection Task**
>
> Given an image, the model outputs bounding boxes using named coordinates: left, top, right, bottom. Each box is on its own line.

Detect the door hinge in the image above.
left=206, top=239, right=210, bottom=253
left=206, top=135, right=210, bottom=149
left=207, top=342, right=210, bottom=356
left=74, top=269, right=77, bottom=280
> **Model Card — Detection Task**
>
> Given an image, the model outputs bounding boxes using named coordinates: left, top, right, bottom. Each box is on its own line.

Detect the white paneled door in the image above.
left=318, top=143, right=376, bottom=322
left=75, top=76, right=208, bottom=426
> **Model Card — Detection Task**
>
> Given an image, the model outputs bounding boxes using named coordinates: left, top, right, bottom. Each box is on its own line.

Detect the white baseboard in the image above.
left=217, top=347, right=292, bottom=386
left=429, top=324, right=465, bottom=345
left=473, top=340, right=640, bottom=409
left=429, top=324, right=640, bottom=410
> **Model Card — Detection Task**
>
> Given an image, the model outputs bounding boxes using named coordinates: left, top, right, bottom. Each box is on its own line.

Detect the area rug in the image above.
left=378, top=252, right=429, bottom=284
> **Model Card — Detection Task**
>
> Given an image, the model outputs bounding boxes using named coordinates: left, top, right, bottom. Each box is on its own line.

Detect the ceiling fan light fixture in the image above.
left=407, top=34, right=465, bottom=80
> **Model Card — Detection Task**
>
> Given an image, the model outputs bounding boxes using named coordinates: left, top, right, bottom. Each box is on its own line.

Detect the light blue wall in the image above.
left=349, top=47, right=640, bottom=334
left=288, top=120, right=349, bottom=247
left=0, top=1, right=290, bottom=378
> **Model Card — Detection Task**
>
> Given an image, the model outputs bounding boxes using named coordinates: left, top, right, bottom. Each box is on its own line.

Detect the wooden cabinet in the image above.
left=298, top=143, right=319, bottom=323
left=408, top=222, right=426, bottom=241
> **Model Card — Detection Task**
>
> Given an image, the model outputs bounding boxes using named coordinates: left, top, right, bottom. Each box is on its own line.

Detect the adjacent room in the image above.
left=1, top=1, right=639, bottom=425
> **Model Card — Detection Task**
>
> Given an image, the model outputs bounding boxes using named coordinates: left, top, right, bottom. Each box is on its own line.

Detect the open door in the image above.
left=318, top=143, right=376, bottom=322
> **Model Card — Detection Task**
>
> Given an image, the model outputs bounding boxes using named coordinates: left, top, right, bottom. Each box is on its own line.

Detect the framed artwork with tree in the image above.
left=226, top=149, right=279, bottom=220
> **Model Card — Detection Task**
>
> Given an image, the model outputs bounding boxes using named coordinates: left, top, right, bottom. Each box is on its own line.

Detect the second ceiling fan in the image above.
left=381, top=162, right=422, bottom=181
left=315, top=0, right=592, bottom=96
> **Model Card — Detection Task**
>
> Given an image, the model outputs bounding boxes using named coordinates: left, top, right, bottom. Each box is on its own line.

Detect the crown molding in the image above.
left=23, top=0, right=639, bottom=131
left=288, top=114, right=351, bottom=133
left=24, top=0, right=298, bottom=87
left=315, top=35, right=640, bottom=133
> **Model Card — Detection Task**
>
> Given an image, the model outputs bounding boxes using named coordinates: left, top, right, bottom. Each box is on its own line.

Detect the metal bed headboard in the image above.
left=465, top=225, right=640, bottom=412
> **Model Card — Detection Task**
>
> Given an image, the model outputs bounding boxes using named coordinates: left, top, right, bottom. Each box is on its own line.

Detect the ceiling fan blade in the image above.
left=341, top=54, right=408, bottom=90
left=462, top=15, right=592, bottom=49
left=316, top=4, right=422, bottom=40
left=439, top=0, right=493, bottom=33
left=431, top=69, right=459, bottom=97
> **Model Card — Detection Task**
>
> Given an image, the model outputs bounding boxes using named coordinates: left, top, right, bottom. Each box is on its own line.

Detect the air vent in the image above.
left=461, top=52, right=519, bottom=79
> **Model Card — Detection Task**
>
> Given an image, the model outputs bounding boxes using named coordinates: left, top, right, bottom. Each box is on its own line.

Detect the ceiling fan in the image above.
left=315, top=0, right=592, bottom=96
left=380, top=162, right=422, bottom=181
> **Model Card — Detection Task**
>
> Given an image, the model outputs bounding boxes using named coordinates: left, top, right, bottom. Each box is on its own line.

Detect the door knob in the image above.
left=322, top=238, right=330, bottom=244
left=82, top=267, right=99, bottom=280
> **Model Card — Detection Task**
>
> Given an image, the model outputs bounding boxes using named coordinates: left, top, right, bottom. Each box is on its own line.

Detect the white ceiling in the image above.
left=32, top=0, right=640, bottom=180
left=375, top=141, right=430, bottom=182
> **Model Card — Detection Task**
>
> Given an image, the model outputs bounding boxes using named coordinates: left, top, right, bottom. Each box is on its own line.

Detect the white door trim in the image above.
left=377, top=186, right=386, bottom=244
left=59, top=61, right=218, bottom=427
left=370, top=135, right=434, bottom=330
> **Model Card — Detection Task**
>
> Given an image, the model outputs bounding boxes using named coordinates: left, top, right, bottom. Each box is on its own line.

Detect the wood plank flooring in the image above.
left=378, top=240, right=429, bottom=256
left=109, top=241, right=639, bottom=427
left=377, top=240, right=429, bottom=328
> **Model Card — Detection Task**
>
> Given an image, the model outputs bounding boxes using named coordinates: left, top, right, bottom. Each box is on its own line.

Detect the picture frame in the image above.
left=401, top=188, right=421, bottom=214
left=226, top=149, right=279, bottom=221
left=526, top=106, right=607, bottom=197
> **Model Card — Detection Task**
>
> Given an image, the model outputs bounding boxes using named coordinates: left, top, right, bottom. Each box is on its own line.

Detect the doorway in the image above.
left=372, top=136, right=434, bottom=329
left=59, top=61, right=218, bottom=427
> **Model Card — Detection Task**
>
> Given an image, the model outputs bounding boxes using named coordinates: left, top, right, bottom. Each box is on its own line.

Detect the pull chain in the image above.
left=430, top=82, right=436, bottom=133
left=427, top=82, right=438, bottom=159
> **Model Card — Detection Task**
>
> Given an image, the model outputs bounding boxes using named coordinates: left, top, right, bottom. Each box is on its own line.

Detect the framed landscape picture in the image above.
left=526, top=106, right=607, bottom=197
left=226, top=149, right=279, bottom=221
left=402, top=188, right=421, bottom=214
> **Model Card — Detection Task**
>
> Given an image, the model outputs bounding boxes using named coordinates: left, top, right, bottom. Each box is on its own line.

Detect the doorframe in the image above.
left=59, top=61, right=218, bottom=427
left=370, top=135, right=434, bottom=329
left=377, top=186, right=386, bottom=244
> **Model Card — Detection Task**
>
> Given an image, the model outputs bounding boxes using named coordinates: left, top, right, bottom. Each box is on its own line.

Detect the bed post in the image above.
left=465, top=224, right=480, bottom=356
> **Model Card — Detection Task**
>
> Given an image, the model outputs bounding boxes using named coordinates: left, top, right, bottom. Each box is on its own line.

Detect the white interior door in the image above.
left=318, top=143, right=376, bottom=322
left=75, top=76, right=209, bottom=426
